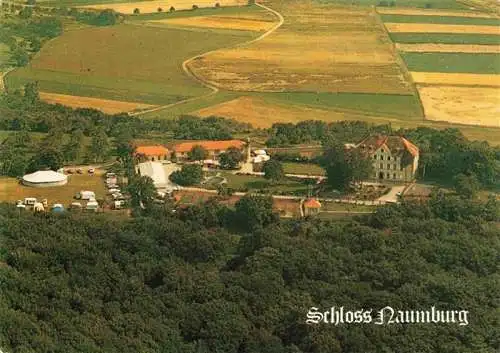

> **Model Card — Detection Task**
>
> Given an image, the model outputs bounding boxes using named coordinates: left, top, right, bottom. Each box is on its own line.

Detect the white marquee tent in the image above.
left=22, top=170, right=68, bottom=187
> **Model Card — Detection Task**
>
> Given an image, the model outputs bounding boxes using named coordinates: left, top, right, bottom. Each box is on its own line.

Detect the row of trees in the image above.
left=0, top=191, right=498, bottom=352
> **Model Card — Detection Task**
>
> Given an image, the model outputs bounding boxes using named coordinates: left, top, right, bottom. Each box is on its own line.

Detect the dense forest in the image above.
left=0, top=193, right=498, bottom=353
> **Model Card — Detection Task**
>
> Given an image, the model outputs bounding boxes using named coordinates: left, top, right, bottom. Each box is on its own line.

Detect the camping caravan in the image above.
left=24, top=197, right=37, bottom=206
left=76, top=191, right=96, bottom=200
left=86, top=200, right=99, bottom=212
left=33, top=202, right=45, bottom=212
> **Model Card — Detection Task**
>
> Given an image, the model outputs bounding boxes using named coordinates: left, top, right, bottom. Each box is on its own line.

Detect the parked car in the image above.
left=113, top=200, right=126, bottom=210
left=66, top=169, right=74, bottom=174
left=108, top=188, right=120, bottom=194
left=106, top=172, right=116, bottom=178
left=88, top=168, right=95, bottom=174
left=77, top=168, right=83, bottom=174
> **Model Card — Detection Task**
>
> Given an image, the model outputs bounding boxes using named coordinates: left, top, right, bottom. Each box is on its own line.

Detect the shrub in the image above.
left=133, top=8, right=140, bottom=14
left=157, top=7, right=163, bottom=12
left=377, top=0, right=389, bottom=6
left=215, top=2, right=220, bottom=7
left=169, top=6, right=175, bottom=12
left=192, top=4, right=198, bottom=10
left=425, top=2, right=433, bottom=8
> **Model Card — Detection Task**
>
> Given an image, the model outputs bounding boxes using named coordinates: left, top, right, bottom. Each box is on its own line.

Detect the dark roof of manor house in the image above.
left=355, top=135, right=419, bottom=159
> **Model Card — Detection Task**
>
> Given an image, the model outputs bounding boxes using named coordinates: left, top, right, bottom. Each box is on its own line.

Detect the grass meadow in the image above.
left=402, top=52, right=500, bottom=73
left=320, top=0, right=469, bottom=9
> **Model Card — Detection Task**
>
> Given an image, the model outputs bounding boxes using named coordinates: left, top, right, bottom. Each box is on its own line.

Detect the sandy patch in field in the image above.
left=419, top=85, right=500, bottom=127
left=396, top=43, right=500, bottom=53
left=150, top=15, right=276, bottom=32
left=377, top=7, right=497, bottom=18
left=385, top=23, right=500, bottom=34
left=40, top=92, right=157, bottom=114
left=80, top=0, right=247, bottom=14
left=189, top=2, right=412, bottom=94
left=411, top=72, right=500, bottom=86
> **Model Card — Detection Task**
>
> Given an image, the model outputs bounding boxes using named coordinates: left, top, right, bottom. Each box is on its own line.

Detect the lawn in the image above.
left=389, top=33, right=500, bottom=45
left=402, top=52, right=500, bottom=73
left=320, top=201, right=377, bottom=213
left=380, top=14, right=500, bottom=25
left=0, top=175, right=107, bottom=206
left=282, top=162, right=326, bottom=176
left=210, top=172, right=311, bottom=195
left=6, top=24, right=254, bottom=105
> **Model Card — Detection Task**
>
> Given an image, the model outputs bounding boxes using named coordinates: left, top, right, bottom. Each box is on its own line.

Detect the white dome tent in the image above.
left=22, top=170, right=68, bottom=187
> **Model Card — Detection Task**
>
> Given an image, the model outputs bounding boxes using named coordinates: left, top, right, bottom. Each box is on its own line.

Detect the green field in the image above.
left=320, top=0, right=469, bottom=9
left=0, top=44, right=12, bottom=70
left=126, top=5, right=261, bottom=21
left=389, top=32, right=500, bottom=44
left=402, top=52, right=500, bottom=73
left=259, top=92, right=424, bottom=119
left=6, top=23, right=256, bottom=105
left=381, top=14, right=500, bottom=25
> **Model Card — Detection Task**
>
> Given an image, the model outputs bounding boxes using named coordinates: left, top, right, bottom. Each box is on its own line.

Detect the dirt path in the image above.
left=130, top=2, right=285, bottom=117
left=0, top=68, right=14, bottom=92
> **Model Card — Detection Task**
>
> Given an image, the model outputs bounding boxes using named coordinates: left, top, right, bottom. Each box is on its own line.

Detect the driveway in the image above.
left=377, top=185, right=406, bottom=203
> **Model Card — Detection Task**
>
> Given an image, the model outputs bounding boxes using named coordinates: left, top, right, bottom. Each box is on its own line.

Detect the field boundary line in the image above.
left=374, top=7, right=426, bottom=119
left=130, top=2, right=285, bottom=117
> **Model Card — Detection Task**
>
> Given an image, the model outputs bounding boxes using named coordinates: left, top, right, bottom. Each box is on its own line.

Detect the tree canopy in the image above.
left=0, top=193, right=498, bottom=353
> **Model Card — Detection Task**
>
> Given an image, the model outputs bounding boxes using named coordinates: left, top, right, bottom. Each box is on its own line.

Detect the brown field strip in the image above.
left=411, top=72, right=500, bottom=86
left=150, top=15, right=276, bottom=32
left=396, top=43, right=500, bottom=53
left=40, top=92, right=157, bottom=114
left=385, top=23, right=500, bottom=34
left=418, top=85, right=500, bottom=127
left=194, top=96, right=387, bottom=128
left=189, top=2, right=412, bottom=94
left=80, top=0, right=247, bottom=14
left=376, top=7, right=497, bottom=18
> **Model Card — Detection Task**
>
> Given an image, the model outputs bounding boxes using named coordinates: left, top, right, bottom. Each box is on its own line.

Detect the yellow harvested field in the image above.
left=411, top=72, right=500, bottom=86
left=80, top=0, right=247, bottom=14
left=377, top=7, right=497, bottom=18
left=40, top=92, right=157, bottom=114
left=385, top=23, right=500, bottom=34
left=196, top=96, right=395, bottom=128
left=396, top=43, right=500, bottom=53
left=151, top=14, right=276, bottom=32
left=419, top=85, right=500, bottom=127
left=189, top=1, right=412, bottom=94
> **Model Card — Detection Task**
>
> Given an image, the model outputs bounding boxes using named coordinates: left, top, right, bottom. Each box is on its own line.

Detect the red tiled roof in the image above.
left=356, top=135, right=419, bottom=157
left=135, top=145, right=169, bottom=156
left=304, top=198, right=322, bottom=208
left=173, top=140, right=245, bottom=153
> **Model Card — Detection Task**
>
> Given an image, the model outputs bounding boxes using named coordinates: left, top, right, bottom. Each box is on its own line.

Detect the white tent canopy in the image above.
left=22, top=170, right=68, bottom=187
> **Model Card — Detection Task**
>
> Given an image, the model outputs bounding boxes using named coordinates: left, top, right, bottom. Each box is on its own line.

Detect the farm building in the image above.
left=22, top=170, right=68, bottom=187
left=135, top=145, right=170, bottom=162
left=352, top=135, right=419, bottom=182
left=173, top=140, right=247, bottom=162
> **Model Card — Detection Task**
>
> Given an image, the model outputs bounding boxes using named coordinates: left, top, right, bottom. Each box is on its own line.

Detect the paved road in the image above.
left=131, top=2, right=285, bottom=117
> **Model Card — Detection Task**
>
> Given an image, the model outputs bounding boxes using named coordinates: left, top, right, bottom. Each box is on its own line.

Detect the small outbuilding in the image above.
left=22, top=170, right=68, bottom=187
left=303, top=198, right=322, bottom=216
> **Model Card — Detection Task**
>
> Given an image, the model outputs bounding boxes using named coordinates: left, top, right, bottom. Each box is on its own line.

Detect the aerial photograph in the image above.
left=0, top=0, right=498, bottom=351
